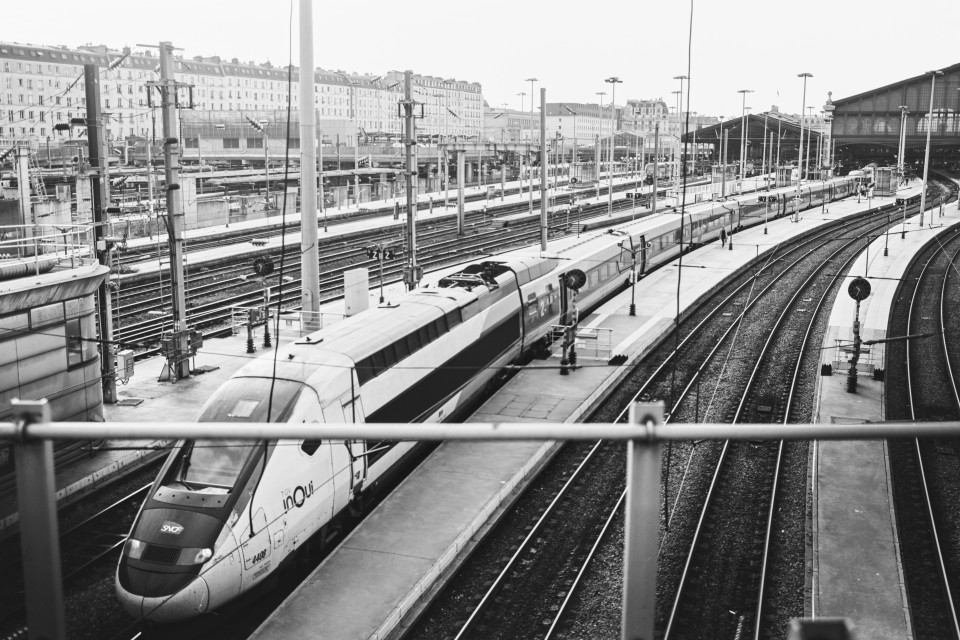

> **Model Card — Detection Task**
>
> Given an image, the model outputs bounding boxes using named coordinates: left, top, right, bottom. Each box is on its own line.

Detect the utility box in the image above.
left=117, top=350, right=135, bottom=382
left=343, top=267, right=370, bottom=316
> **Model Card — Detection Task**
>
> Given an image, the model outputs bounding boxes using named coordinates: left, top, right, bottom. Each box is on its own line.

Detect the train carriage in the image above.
left=116, top=175, right=857, bottom=623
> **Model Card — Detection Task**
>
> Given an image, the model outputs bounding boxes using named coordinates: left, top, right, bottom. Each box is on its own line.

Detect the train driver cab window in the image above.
left=301, top=440, right=322, bottom=455
left=165, top=439, right=260, bottom=494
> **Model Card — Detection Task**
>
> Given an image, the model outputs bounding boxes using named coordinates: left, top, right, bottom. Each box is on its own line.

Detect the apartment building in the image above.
left=0, top=41, right=484, bottom=150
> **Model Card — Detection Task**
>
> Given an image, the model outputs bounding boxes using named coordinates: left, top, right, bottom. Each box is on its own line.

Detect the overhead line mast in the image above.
left=299, top=0, right=320, bottom=319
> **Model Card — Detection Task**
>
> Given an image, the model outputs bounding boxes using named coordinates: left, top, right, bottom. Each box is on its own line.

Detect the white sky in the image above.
left=5, top=0, right=959, bottom=120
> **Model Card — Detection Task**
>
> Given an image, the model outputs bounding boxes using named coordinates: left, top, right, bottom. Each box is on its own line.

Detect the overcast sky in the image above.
left=6, top=0, right=959, bottom=120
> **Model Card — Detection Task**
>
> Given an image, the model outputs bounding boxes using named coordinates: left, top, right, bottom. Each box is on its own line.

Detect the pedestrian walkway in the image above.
left=810, top=196, right=960, bottom=638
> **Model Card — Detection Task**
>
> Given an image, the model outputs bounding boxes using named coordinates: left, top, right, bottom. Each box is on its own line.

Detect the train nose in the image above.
left=115, top=568, right=209, bottom=622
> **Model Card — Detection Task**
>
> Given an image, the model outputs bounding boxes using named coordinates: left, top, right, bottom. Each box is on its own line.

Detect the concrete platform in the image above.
left=810, top=196, right=960, bottom=638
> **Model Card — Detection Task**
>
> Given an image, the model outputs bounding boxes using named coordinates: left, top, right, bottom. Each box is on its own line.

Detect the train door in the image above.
left=324, top=397, right=366, bottom=513
left=639, top=235, right=647, bottom=275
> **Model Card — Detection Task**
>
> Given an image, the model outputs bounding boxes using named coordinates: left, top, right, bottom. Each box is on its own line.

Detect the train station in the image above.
left=3, top=3, right=960, bottom=640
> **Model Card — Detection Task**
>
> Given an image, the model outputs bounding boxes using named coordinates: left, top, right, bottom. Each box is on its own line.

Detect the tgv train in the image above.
left=115, top=176, right=855, bottom=622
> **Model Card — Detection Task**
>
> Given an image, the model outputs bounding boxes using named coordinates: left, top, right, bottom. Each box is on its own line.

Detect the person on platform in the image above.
left=720, top=227, right=727, bottom=247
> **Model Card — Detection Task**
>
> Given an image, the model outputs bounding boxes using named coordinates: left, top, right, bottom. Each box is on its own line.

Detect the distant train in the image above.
left=895, top=186, right=923, bottom=207
left=115, top=176, right=856, bottom=623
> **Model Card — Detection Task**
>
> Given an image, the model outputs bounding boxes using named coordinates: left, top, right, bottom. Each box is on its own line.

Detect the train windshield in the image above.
left=169, top=440, right=261, bottom=491
left=159, top=378, right=307, bottom=493
left=196, top=377, right=306, bottom=423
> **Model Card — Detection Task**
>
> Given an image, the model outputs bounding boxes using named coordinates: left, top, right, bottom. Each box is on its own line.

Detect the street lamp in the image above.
left=675, top=75, right=688, bottom=179
left=918, top=69, right=944, bottom=228
left=605, top=76, right=623, bottom=216
left=737, top=89, right=753, bottom=193
left=669, top=91, right=681, bottom=175
left=525, top=77, right=539, bottom=141
left=596, top=91, right=607, bottom=197
left=897, top=105, right=908, bottom=191
left=796, top=72, right=813, bottom=222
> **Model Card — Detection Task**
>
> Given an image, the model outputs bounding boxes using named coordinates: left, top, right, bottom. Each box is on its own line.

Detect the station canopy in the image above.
left=682, top=112, right=816, bottom=149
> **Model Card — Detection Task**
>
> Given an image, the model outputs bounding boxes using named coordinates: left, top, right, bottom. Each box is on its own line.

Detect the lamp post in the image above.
left=605, top=76, right=622, bottom=216
left=596, top=91, right=607, bottom=191
left=919, top=69, right=943, bottom=228
left=796, top=73, right=813, bottom=222
left=805, top=106, right=815, bottom=181
left=897, top=105, right=909, bottom=186
left=525, top=77, right=538, bottom=143
left=737, top=89, right=753, bottom=193
left=674, top=75, right=688, bottom=178
left=761, top=111, right=768, bottom=183
left=671, top=90, right=681, bottom=179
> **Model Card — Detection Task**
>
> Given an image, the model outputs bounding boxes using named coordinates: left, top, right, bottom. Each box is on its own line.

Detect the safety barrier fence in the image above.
left=3, top=399, right=958, bottom=640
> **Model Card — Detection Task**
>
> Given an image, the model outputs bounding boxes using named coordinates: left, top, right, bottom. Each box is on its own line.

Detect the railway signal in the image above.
left=846, top=277, right=871, bottom=393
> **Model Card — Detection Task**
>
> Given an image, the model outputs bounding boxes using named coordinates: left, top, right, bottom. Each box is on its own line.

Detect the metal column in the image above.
left=457, top=149, right=466, bottom=236
left=401, top=70, right=422, bottom=289
left=622, top=403, right=662, bottom=640
left=12, top=399, right=66, bottom=640
left=540, top=88, right=548, bottom=252
left=85, top=63, right=118, bottom=400
left=298, top=0, right=320, bottom=316
left=157, top=43, right=190, bottom=379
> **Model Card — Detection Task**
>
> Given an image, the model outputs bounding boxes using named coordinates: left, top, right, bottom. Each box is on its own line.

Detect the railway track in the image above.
left=403, top=194, right=912, bottom=639
left=886, top=224, right=960, bottom=638
left=110, top=192, right=656, bottom=355
left=0, top=461, right=163, bottom=639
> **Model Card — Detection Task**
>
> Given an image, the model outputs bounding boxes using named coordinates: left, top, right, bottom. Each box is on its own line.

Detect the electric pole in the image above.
left=401, top=70, right=422, bottom=289
left=84, top=63, right=117, bottom=403
left=298, top=0, right=320, bottom=320
left=540, top=87, right=548, bottom=252
left=150, top=42, right=191, bottom=380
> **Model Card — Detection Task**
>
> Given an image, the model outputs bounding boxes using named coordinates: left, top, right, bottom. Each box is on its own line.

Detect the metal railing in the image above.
left=2, top=398, right=960, bottom=640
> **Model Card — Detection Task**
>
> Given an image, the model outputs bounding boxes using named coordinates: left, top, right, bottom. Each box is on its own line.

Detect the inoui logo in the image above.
left=282, top=482, right=315, bottom=510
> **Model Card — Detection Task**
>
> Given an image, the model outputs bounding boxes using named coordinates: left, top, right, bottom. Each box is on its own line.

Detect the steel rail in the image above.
left=906, top=232, right=960, bottom=635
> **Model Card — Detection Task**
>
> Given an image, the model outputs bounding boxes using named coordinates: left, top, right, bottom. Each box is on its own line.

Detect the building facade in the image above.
left=543, top=102, right=621, bottom=147
left=829, top=63, right=960, bottom=168
left=0, top=41, right=484, bottom=150
left=483, top=108, right=536, bottom=143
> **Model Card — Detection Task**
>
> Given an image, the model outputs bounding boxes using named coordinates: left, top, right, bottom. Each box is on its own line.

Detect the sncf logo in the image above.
left=160, top=521, right=185, bottom=535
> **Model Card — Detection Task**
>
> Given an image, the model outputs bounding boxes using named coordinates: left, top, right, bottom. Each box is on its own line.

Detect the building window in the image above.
left=66, top=317, right=83, bottom=368
left=223, top=138, right=240, bottom=149
left=247, top=137, right=263, bottom=148
left=184, top=138, right=198, bottom=148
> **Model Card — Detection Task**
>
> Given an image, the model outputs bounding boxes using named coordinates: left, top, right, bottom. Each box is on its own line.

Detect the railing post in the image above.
left=623, top=402, right=662, bottom=640
left=12, top=398, right=66, bottom=640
